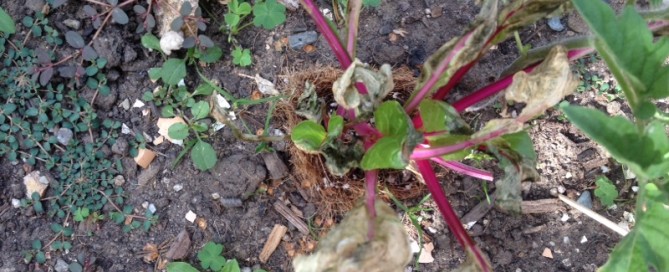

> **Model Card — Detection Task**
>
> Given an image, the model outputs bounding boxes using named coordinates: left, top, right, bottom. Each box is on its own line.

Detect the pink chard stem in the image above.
left=416, top=160, right=492, bottom=271
left=365, top=170, right=379, bottom=240
left=431, top=158, right=493, bottom=181
left=411, top=127, right=509, bottom=160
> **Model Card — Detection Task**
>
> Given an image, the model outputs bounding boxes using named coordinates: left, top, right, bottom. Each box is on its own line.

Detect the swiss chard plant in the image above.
left=289, top=0, right=669, bottom=270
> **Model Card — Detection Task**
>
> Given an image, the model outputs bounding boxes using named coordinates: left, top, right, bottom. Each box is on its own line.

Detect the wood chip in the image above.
left=165, top=230, right=191, bottom=260
left=521, top=199, right=564, bottom=214
left=259, top=224, right=288, bottom=263
left=134, top=148, right=156, bottom=169
left=542, top=247, right=553, bottom=259
left=273, top=201, right=309, bottom=235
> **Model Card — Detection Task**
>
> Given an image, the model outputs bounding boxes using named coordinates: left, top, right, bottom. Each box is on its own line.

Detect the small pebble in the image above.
left=142, top=201, right=149, bottom=209
left=148, top=203, right=156, bottom=214
left=549, top=187, right=559, bottom=196
left=132, top=99, right=145, bottom=108
left=185, top=210, right=197, bottom=223
left=563, top=236, right=570, bottom=244
left=547, top=17, right=565, bottom=32
left=558, top=185, right=566, bottom=194
left=56, top=127, right=74, bottom=145
left=173, top=184, right=183, bottom=192
left=241, top=267, right=252, bottom=272
left=119, top=99, right=130, bottom=110
left=580, top=236, right=588, bottom=243
left=220, top=198, right=243, bottom=208
left=601, top=166, right=610, bottom=173
left=211, top=193, right=220, bottom=200
left=560, top=213, right=570, bottom=222
left=54, top=258, right=69, bottom=272
left=576, top=191, right=593, bottom=209
left=11, top=198, right=21, bottom=208
left=562, top=258, right=572, bottom=267
left=63, top=19, right=81, bottom=29
left=631, top=186, right=639, bottom=192
left=565, top=172, right=572, bottom=179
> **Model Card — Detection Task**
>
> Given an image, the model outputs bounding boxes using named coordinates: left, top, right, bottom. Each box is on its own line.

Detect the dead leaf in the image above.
left=332, top=59, right=394, bottom=116
left=245, top=74, right=279, bottom=96
left=196, top=217, right=207, bottom=230
left=418, top=242, right=435, bottom=263
left=504, top=46, right=578, bottom=122
left=293, top=199, right=412, bottom=272
left=251, top=90, right=262, bottom=100
left=142, top=243, right=160, bottom=263
left=165, top=230, right=191, bottom=260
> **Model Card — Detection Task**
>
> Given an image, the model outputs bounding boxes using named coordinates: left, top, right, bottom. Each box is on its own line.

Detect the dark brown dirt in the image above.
left=0, top=0, right=638, bottom=271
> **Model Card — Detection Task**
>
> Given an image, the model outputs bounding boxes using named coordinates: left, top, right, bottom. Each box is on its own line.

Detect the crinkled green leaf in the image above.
left=361, top=136, right=405, bottom=170
left=252, top=0, right=286, bottom=29
left=0, top=7, right=16, bottom=34
left=296, top=82, right=323, bottom=122
left=561, top=105, right=669, bottom=179
left=327, top=115, right=344, bottom=139
left=600, top=183, right=669, bottom=272
left=321, top=140, right=364, bottom=177
left=191, top=140, right=217, bottom=171
left=573, top=0, right=669, bottom=116
left=198, top=242, right=227, bottom=271
left=167, top=262, right=200, bottom=272
left=418, top=99, right=471, bottom=134
left=594, top=176, right=618, bottom=207
left=375, top=101, right=409, bottom=137
left=291, top=120, right=326, bottom=153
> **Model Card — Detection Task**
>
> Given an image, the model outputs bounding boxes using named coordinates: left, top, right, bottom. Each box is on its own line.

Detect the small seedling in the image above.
left=231, top=47, right=252, bottom=67
left=167, top=241, right=267, bottom=272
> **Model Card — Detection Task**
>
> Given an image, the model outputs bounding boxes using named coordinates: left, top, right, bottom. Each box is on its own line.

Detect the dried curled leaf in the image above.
left=505, top=45, right=578, bottom=122
left=293, top=199, right=411, bottom=272
left=332, top=59, right=394, bottom=116
left=296, top=81, right=324, bottom=122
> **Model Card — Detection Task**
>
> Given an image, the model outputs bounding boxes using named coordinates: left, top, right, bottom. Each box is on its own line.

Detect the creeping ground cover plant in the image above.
left=289, top=0, right=669, bottom=270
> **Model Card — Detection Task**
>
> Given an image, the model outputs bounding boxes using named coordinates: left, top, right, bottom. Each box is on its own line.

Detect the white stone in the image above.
left=119, top=98, right=130, bottom=110
left=11, top=198, right=21, bottom=208
left=601, top=166, right=610, bottom=173
left=132, top=99, right=145, bottom=108
left=631, top=186, right=639, bottom=192
left=114, top=175, right=125, bottom=187
left=211, top=193, right=220, bottom=200
left=560, top=213, right=570, bottom=222
left=558, top=185, right=566, bottom=194
left=185, top=210, right=197, bottom=223
left=173, top=184, right=184, bottom=192
left=465, top=221, right=476, bottom=230
left=580, top=236, right=588, bottom=243
left=160, top=31, right=184, bottom=55
left=565, top=172, right=572, bottom=179
left=141, top=201, right=149, bottom=209
left=148, top=204, right=157, bottom=214
left=23, top=171, right=49, bottom=198
left=121, top=123, right=131, bottom=134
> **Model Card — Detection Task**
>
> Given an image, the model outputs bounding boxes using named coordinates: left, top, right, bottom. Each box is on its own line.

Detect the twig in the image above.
left=558, top=194, right=629, bottom=236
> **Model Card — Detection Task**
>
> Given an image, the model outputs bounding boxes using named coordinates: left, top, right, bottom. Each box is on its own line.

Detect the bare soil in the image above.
left=0, top=0, right=636, bottom=271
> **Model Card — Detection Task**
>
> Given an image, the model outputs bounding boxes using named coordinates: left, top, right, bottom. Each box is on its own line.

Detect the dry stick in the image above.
left=558, top=194, right=629, bottom=236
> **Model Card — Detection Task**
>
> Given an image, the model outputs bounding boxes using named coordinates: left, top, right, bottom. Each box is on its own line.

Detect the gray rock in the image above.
left=123, top=46, right=137, bottom=63
left=379, top=23, right=393, bottom=35
left=94, top=86, right=118, bottom=111
left=54, top=259, right=68, bottom=272
left=137, top=162, right=161, bottom=186
left=111, top=137, right=129, bottom=155
left=213, top=155, right=266, bottom=199
left=92, top=31, right=123, bottom=67
left=63, top=19, right=81, bottom=30
left=288, top=31, right=318, bottom=50
left=26, top=0, right=45, bottom=13
left=113, top=175, right=125, bottom=186
left=547, top=17, right=565, bottom=32
left=261, top=152, right=288, bottom=180
left=577, top=191, right=593, bottom=209
left=56, top=128, right=73, bottom=145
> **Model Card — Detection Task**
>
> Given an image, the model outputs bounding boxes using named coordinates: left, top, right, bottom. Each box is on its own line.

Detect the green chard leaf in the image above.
left=291, top=120, right=327, bottom=154
left=167, top=262, right=199, bottom=272
left=561, top=104, right=669, bottom=179
left=573, top=0, right=669, bottom=117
